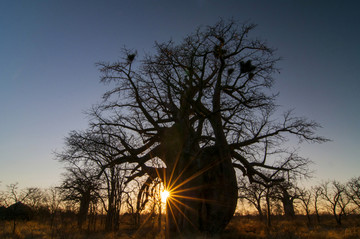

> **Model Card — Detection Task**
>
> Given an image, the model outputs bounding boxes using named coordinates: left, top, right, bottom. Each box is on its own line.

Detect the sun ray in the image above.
left=132, top=206, right=160, bottom=237
left=171, top=194, right=216, bottom=203
left=171, top=159, right=222, bottom=192
left=169, top=197, right=197, bottom=213
left=170, top=198, right=199, bottom=231
left=172, top=184, right=208, bottom=194
left=168, top=160, right=190, bottom=190
left=167, top=200, right=181, bottom=233
left=167, top=151, right=182, bottom=190
left=156, top=149, right=230, bottom=237
left=167, top=153, right=204, bottom=190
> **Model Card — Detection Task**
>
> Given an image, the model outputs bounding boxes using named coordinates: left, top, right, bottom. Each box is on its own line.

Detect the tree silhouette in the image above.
left=320, top=181, right=351, bottom=225
left=57, top=128, right=132, bottom=231
left=346, top=176, right=360, bottom=212
left=238, top=177, right=266, bottom=219
left=58, top=164, right=100, bottom=229
left=84, top=19, right=327, bottom=238
left=298, top=187, right=312, bottom=226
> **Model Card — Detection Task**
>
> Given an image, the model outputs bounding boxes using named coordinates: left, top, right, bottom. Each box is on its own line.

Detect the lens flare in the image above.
left=161, top=189, right=170, bottom=203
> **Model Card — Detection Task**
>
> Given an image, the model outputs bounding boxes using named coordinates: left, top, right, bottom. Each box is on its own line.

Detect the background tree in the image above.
left=264, top=185, right=276, bottom=228
left=312, top=186, right=323, bottom=224
left=320, top=180, right=350, bottom=225
left=58, top=164, right=100, bottom=229
left=45, top=187, right=63, bottom=233
left=5, top=183, right=23, bottom=205
left=346, top=176, right=360, bottom=212
left=122, top=177, right=153, bottom=228
left=123, top=187, right=137, bottom=227
left=239, top=141, right=312, bottom=225
left=298, top=187, right=312, bottom=226
left=57, top=128, right=132, bottom=231
left=238, top=177, right=266, bottom=219
left=22, top=187, right=46, bottom=211
left=272, top=181, right=300, bottom=218
left=68, top=19, right=328, bottom=238
left=4, top=183, right=34, bottom=234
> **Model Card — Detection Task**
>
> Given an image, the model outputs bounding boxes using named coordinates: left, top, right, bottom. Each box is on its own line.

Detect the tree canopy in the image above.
left=92, top=20, right=325, bottom=184
left=59, top=19, right=327, bottom=238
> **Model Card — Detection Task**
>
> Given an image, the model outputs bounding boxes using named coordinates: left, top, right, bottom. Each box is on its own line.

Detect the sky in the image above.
left=1, top=0, right=359, bottom=191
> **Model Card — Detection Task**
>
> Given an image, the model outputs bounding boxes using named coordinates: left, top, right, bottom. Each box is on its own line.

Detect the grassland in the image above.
left=1, top=214, right=360, bottom=239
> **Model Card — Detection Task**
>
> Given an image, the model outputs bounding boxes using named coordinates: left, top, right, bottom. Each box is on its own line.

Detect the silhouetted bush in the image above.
left=5, top=202, right=33, bottom=221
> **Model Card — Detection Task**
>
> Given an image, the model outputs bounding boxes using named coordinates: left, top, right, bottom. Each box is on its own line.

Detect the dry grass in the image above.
left=224, top=215, right=360, bottom=239
left=1, top=215, right=360, bottom=239
left=0, top=215, right=163, bottom=239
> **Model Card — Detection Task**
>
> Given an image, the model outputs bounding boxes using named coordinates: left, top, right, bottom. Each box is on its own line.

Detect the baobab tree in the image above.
left=57, top=129, right=130, bottom=231
left=86, top=20, right=327, bottom=238
left=58, top=164, right=100, bottom=229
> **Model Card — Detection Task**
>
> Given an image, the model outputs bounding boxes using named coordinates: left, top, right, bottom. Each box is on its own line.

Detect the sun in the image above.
left=160, top=189, right=170, bottom=203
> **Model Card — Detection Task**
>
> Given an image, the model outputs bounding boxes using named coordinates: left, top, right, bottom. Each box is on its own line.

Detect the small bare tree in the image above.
left=45, top=187, right=63, bottom=235
left=238, top=177, right=266, bottom=219
left=312, top=186, right=323, bottom=224
left=5, top=183, right=33, bottom=234
left=22, top=187, right=46, bottom=210
left=320, top=181, right=350, bottom=225
left=346, top=176, right=360, bottom=212
left=298, top=187, right=312, bottom=226
left=6, top=183, right=22, bottom=205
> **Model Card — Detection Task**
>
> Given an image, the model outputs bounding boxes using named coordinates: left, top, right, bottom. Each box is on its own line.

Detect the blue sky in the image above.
left=1, top=0, right=359, bottom=190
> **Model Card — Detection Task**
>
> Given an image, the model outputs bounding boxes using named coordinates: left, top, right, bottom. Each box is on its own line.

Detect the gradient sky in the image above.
left=1, top=0, right=359, bottom=191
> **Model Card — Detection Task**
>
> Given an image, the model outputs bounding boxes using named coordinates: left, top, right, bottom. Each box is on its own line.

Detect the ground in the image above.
left=1, top=214, right=360, bottom=239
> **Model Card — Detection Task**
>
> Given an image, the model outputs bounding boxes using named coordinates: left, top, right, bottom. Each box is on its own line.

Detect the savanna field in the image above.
left=1, top=214, right=360, bottom=239
left=1, top=5, right=360, bottom=239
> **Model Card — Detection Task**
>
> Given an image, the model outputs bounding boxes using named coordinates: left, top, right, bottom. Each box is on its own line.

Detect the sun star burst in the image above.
left=161, top=189, right=170, bottom=203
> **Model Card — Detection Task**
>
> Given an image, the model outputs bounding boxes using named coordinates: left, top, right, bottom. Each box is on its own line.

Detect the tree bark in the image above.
left=165, top=146, right=238, bottom=238
left=281, top=190, right=295, bottom=218
left=78, top=192, right=90, bottom=230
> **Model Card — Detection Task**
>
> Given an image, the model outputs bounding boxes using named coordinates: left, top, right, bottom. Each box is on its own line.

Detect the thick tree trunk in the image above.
left=158, top=122, right=238, bottom=238
left=282, top=190, right=295, bottom=218
left=165, top=147, right=238, bottom=238
left=78, top=192, right=90, bottom=230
